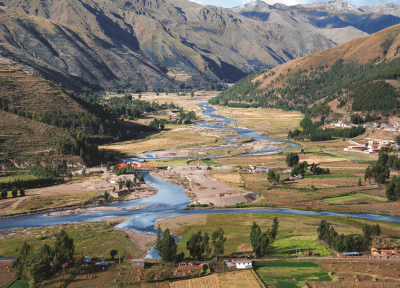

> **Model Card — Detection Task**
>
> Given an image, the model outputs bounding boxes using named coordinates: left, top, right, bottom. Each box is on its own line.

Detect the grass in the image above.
left=9, top=280, right=29, bottom=288
left=0, top=221, right=143, bottom=259
left=0, top=173, right=36, bottom=183
left=269, top=235, right=334, bottom=257
left=215, top=270, right=262, bottom=288
left=313, top=152, right=344, bottom=158
left=253, top=261, right=332, bottom=287
left=305, top=173, right=357, bottom=178
left=158, top=213, right=400, bottom=257
left=202, top=158, right=222, bottom=165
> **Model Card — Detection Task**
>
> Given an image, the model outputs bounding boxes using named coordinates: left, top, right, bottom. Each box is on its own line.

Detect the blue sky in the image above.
left=191, top=0, right=399, bottom=8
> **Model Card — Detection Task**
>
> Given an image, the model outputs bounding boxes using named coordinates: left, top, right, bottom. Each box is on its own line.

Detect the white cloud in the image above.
left=241, top=0, right=303, bottom=5
left=189, top=0, right=204, bottom=5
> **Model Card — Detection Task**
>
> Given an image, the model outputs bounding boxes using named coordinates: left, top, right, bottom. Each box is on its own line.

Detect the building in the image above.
left=371, top=248, right=400, bottom=259
left=227, top=258, right=253, bottom=269
left=224, top=260, right=236, bottom=269
left=83, top=256, right=92, bottom=263
left=131, top=259, right=145, bottom=269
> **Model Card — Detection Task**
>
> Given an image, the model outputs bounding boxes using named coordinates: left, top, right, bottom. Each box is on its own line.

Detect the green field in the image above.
left=0, top=221, right=143, bottom=259
left=313, top=152, right=344, bottom=158
left=0, top=173, right=36, bottom=183
left=269, top=235, right=334, bottom=257
left=305, top=173, right=358, bottom=179
left=9, top=280, right=29, bottom=288
left=254, top=261, right=332, bottom=287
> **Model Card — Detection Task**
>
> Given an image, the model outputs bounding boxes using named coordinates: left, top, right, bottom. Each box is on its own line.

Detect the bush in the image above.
left=145, top=270, right=155, bottom=282
left=1, top=189, right=7, bottom=199
left=12, top=186, right=18, bottom=197
left=19, top=187, right=25, bottom=196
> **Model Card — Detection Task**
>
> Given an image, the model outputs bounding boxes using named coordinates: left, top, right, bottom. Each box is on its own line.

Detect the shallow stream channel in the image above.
left=1, top=103, right=400, bottom=258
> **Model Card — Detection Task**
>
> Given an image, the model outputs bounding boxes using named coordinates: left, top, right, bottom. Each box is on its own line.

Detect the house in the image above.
left=371, top=248, right=400, bottom=259
left=229, top=258, right=253, bottom=269
left=83, top=256, right=92, bottom=263
left=94, top=261, right=109, bottom=266
left=224, top=260, right=236, bottom=269
left=131, top=259, right=145, bottom=269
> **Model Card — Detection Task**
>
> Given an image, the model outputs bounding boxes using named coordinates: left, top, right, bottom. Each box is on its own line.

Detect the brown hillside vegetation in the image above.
left=255, top=24, right=400, bottom=89
left=0, top=110, right=71, bottom=154
left=0, top=6, right=174, bottom=90
left=0, top=64, right=86, bottom=113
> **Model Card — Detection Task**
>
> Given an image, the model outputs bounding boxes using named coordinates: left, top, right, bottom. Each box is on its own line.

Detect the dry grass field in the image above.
left=215, top=270, right=262, bottom=288
left=169, top=275, right=218, bottom=288
left=211, top=106, right=303, bottom=140
left=0, top=266, right=15, bottom=287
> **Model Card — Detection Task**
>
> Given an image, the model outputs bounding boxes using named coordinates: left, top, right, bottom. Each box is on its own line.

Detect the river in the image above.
left=0, top=103, right=400, bottom=257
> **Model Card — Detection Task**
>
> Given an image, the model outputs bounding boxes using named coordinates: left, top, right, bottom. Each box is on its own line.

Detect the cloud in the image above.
left=189, top=0, right=204, bottom=5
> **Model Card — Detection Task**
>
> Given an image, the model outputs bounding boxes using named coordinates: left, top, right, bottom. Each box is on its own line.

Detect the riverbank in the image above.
left=150, top=166, right=260, bottom=207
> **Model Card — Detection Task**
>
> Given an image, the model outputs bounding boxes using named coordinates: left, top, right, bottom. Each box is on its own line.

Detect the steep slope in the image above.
left=0, top=7, right=175, bottom=91
left=210, top=24, right=400, bottom=120
left=0, top=0, right=335, bottom=84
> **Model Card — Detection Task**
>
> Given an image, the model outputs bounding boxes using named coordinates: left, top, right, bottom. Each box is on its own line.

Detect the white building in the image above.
left=235, top=259, right=253, bottom=269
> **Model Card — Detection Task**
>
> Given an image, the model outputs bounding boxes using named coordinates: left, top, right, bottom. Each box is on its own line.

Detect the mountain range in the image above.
left=0, top=0, right=399, bottom=90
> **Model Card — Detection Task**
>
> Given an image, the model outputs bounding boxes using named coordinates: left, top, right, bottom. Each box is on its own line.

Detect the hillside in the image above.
left=210, top=23, right=400, bottom=123
left=0, top=6, right=175, bottom=91
left=0, top=0, right=398, bottom=89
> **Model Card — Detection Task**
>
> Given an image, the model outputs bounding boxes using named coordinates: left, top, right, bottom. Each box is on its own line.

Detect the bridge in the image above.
left=117, top=162, right=155, bottom=174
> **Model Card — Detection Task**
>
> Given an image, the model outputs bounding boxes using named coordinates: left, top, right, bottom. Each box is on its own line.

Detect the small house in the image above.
left=224, top=260, right=236, bottom=269
left=131, top=259, right=145, bottom=269
left=230, top=258, right=253, bottom=269
left=83, top=256, right=92, bottom=263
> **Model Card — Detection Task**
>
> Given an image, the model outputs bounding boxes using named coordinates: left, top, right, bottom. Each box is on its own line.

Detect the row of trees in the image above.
left=364, top=151, right=391, bottom=185
left=1, top=187, right=24, bottom=199
left=317, top=220, right=380, bottom=253
left=250, top=218, right=279, bottom=257
left=155, top=226, right=227, bottom=263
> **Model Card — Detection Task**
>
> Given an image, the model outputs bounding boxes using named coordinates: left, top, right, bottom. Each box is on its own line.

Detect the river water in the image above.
left=1, top=103, right=400, bottom=257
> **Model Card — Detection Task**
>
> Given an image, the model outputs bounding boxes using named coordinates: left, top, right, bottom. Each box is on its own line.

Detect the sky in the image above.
left=189, top=0, right=400, bottom=8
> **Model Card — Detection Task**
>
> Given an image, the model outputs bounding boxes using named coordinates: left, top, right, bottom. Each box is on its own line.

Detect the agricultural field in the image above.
left=215, top=270, right=262, bottom=288
left=254, top=261, right=332, bottom=287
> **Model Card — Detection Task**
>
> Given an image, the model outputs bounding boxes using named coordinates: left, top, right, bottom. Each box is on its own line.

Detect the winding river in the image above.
left=1, top=103, right=400, bottom=257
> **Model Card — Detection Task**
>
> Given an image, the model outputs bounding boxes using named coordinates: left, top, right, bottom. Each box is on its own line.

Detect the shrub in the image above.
left=19, top=187, right=25, bottom=196
left=145, top=270, right=155, bottom=282
left=1, top=189, right=7, bottom=199
left=12, top=186, right=18, bottom=197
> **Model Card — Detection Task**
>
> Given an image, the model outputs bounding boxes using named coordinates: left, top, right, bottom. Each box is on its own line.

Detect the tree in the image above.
left=270, top=217, right=279, bottom=240
left=126, top=180, right=132, bottom=189
left=160, top=123, right=165, bottom=130
left=211, top=228, right=226, bottom=258
left=267, top=170, right=276, bottom=182
left=110, top=250, right=118, bottom=259
left=358, top=178, right=362, bottom=186
left=19, top=187, right=25, bottom=197
left=118, top=179, right=124, bottom=190
left=138, top=172, right=145, bottom=182
left=12, top=186, right=17, bottom=197
left=103, top=191, right=109, bottom=200
left=67, top=172, right=72, bottom=180
left=53, top=229, right=74, bottom=270
left=274, top=174, right=280, bottom=184
left=285, top=152, right=299, bottom=167
left=106, top=163, right=110, bottom=171
left=161, top=229, right=177, bottom=263
left=291, top=161, right=308, bottom=177
left=81, top=169, right=86, bottom=176
left=186, top=230, right=203, bottom=260
left=202, top=232, right=211, bottom=259
left=145, top=270, right=155, bottom=281
left=1, top=189, right=7, bottom=199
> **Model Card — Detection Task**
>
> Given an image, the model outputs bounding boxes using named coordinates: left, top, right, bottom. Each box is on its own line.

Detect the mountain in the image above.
left=209, top=23, right=400, bottom=122
left=0, top=0, right=336, bottom=88
left=232, top=0, right=400, bottom=42
left=0, top=0, right=398, bottom=90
